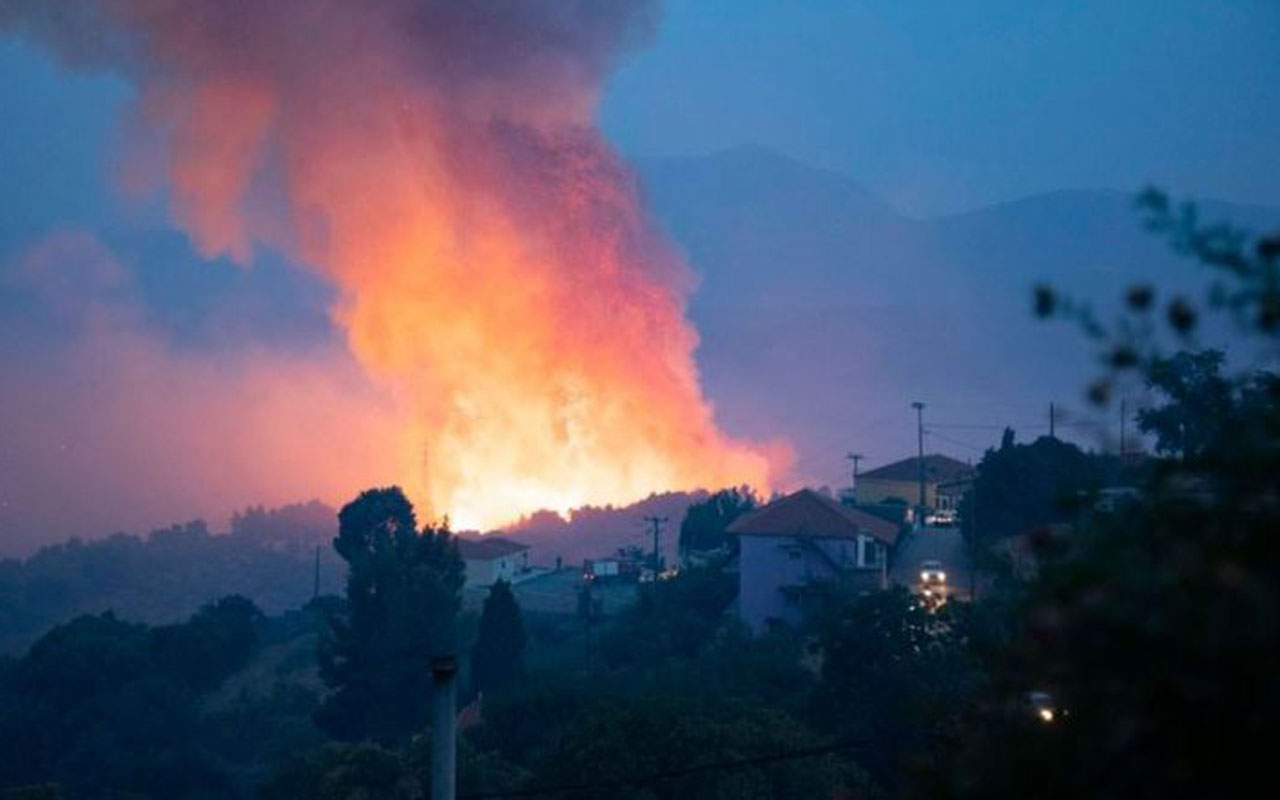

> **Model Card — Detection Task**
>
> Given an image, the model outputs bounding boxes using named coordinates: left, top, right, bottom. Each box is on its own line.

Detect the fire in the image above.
left=1, top=0, right=780, bottom=529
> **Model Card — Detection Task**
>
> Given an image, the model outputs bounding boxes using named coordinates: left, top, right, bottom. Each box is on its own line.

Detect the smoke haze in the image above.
left=0, top=0, right=779, bottom=542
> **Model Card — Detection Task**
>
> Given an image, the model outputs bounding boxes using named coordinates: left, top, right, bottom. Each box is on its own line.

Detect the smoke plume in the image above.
left=1, top=1, right=778, bottom=530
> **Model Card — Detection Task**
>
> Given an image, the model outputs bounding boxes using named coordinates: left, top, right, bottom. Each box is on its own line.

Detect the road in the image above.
left=889, top=525, right=974, bottom=601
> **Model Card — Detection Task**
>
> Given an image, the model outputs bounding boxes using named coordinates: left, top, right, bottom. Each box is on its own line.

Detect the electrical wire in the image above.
left=923, top=428, right=989, bottom=453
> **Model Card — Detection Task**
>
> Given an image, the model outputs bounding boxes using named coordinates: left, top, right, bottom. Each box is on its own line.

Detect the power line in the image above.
left=457, top=738, right=879, bottom=799
left=924, top=428, right=988, bottom=453
left=928, top=420, right=1096, bottom=431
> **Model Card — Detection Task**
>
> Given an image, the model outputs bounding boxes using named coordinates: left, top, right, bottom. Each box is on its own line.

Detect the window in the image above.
left=860, top=538, right=881, bottom=568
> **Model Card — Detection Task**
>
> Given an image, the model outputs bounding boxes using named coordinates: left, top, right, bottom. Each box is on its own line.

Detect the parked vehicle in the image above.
left=925, top=509, right=958, bottom=526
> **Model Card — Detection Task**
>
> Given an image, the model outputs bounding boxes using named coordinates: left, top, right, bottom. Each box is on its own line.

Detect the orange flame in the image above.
left=2, top=1, right=781, bottom=529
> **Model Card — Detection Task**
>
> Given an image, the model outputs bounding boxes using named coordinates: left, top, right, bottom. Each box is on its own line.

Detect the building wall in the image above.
left=463, top=551, right=529, bottom=589
left=737, top=535, right=860, bottom=634
left=857, top=478, right=938, bottom=509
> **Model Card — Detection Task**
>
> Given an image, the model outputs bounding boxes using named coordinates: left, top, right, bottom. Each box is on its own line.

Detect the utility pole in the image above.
left=912, top=401, right=926, bottom=525
left=312, top=544, right=321, bottom=601
left=1049, top=402, right=1056, bottom=439
left=846, top=452, right=864, bottom=503
left=644, top=516, right=668, bottom=573
left=578, top=580, right=594, bottom=673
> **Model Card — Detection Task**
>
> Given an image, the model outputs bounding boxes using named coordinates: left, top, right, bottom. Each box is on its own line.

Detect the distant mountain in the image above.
left=638, top=146, right=912, bottom=312
left=636, top=148, right=1280, bottom=484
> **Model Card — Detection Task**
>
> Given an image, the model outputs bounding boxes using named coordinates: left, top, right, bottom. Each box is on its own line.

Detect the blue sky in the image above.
left=3, top=1, right=1278, bottom=224
left=601, top=0, right=1280, bottom=214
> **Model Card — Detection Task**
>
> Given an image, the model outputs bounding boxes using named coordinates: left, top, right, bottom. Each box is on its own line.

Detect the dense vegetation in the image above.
left=0, top=597, right=329, bottom=800
left=0, top=502, right=342, bottom=654
left=1, top=194, right=1276, bottom=798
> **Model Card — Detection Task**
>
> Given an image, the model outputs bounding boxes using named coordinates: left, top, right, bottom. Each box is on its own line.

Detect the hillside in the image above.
left=0, top=502, right=342, bottom=653
left=637, top=148, right=1280, bottom=482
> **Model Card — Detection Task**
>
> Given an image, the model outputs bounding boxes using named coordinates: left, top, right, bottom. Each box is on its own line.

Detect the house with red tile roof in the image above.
left=728, top=489, right=899, bottom=634
left=456, top=536, right=530, bottom=589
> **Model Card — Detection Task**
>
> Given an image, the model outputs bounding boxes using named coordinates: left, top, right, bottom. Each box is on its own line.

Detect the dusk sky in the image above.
left=609, top=0, right=1280, bottom=214
left=1, top=0, right=1278, bottom=551
left=4, top=0, right=1279, bottom=222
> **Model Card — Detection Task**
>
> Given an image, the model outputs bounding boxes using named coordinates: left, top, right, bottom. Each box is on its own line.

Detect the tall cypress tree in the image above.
left=316, top=486, right=464, bottom=744
left=471, top=580, right=526, bottom=696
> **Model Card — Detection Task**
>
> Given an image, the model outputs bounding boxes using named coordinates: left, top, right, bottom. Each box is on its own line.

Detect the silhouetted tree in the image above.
left=470, top=580, right=526, bottom=697
left=0, top=602, right=260, bottom=800
left=529, top=698, right=857, bottom=800
left=1137, top=349, right=1278, bottom=460
left=152, top=595, right=261, bottom=690
left=678, top=487, right=758, bottom=554
left=0, top=786, right=65, bottom=800
left=938, top=194, right=1280, bottom=799
left=260, top=737, right=524, bottom=800
left=599, top=563, right=737, bottom=669
left=316, top=487, right=464, bottom=744
left=962, top=432, right=1103, bottom=546
left=807, top=584, right=979, bottom=789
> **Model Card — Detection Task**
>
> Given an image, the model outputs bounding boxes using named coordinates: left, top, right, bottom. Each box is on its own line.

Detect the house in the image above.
left=456, top=537, right=531, bottom=589
left=728, top=489, right=900, bottom=634
left=854, top=454, right=975, bottom=511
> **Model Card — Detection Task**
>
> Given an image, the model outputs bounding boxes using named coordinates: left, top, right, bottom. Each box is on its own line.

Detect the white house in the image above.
left=728, top=489, right=900, bottom=634
left=456, top=536, right=531, bottom=589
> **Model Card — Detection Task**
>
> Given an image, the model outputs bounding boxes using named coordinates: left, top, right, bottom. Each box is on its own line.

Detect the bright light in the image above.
left=1038, top=708, right=1055, bottom=723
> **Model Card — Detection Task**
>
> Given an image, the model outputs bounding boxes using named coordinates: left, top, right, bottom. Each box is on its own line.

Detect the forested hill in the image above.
left=0, top=501, right=341, bottom=654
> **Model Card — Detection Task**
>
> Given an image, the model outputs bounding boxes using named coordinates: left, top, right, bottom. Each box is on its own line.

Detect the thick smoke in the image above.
left=0, top=230, right=408, bottom=555
left=1, top=1, right=778, bottom=530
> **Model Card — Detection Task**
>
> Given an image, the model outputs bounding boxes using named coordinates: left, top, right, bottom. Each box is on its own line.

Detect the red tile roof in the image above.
left=456, top=536, right=529, bottom=561
left=859, top=454, right=975, bottom=484
left=727, top=489, right=899, bottom=545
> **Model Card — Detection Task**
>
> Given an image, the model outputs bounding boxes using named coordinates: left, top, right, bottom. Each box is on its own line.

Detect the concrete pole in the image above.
left=912, top=401, right=926, bottom=526
left=644, top=515, right=667, bottom=572
left=431, top=655, right=457, bottom=800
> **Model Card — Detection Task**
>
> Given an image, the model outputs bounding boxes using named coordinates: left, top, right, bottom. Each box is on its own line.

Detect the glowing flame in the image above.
left=1, top=1, right=780, bottom=528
